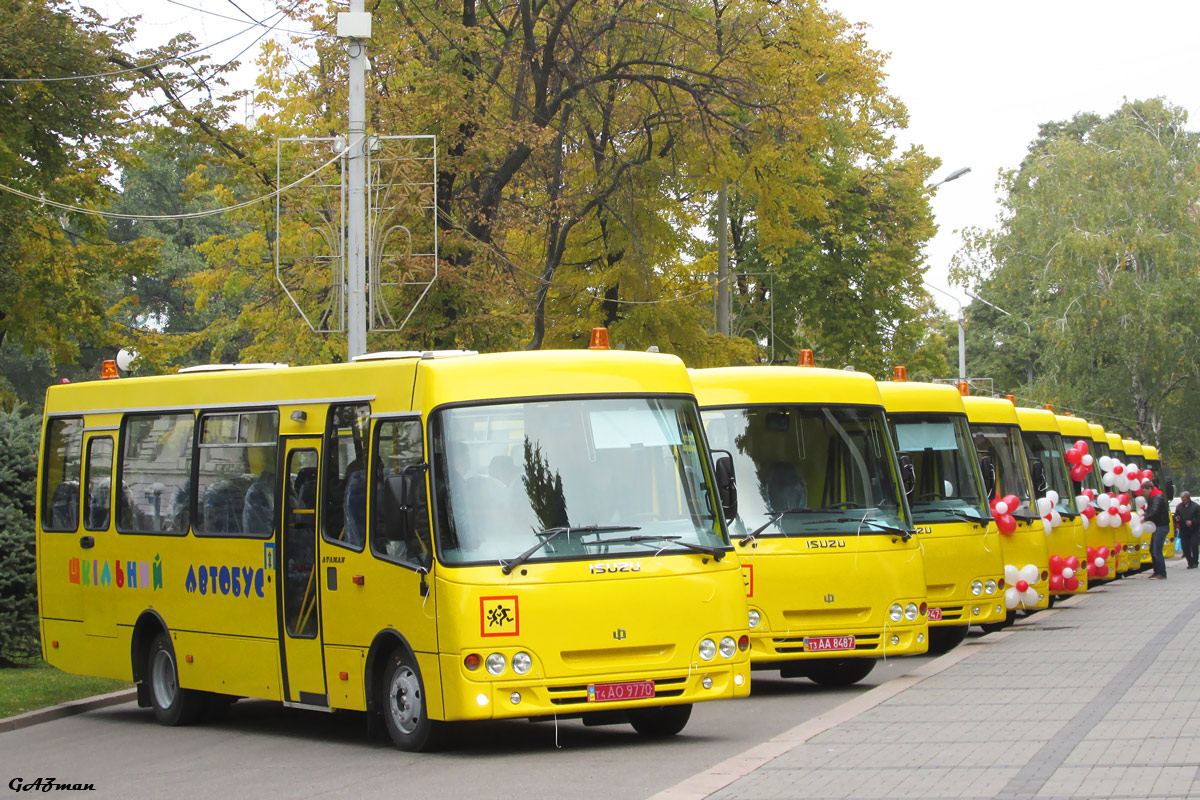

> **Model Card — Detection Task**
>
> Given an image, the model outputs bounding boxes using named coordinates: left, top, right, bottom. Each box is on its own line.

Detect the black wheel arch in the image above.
left=130, top=609, right=170, bottom=684
left=364, top=629, right=427, bottom=720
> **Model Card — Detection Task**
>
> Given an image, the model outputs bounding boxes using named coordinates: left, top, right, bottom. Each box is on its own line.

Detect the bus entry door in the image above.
left=278, top=442, right=328, bottom=706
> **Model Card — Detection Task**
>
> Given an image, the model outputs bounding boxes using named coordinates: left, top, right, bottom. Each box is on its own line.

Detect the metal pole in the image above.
left=957, top=310, right=967, bottom=384
left=716, top=180, right=730, bottom=336
left=346, top=0, right=368, bottom=360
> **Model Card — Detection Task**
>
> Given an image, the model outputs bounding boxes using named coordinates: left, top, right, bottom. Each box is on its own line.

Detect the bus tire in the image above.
left=980, top=610, right=1016, bottom=634
left=629, top=704, right=692, bottom=737
left=381, top=648, right=442, bottom=752
left=147, top=632, right=206, bottom=726
left=805, top=658, right=875, bottom=687
left=927, top=624, right=968, bottom=655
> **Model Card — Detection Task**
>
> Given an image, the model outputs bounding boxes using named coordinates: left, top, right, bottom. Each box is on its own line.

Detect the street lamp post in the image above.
left=927, top=166, right=972, bottom=191
left=925, top=282, right=967, bottom=390
left=965, top=290, right=1034, bottom=396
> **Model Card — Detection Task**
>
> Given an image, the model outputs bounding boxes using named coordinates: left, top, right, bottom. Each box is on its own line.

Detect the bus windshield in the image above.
left=969, top=424, right=1032, bottom=505
left=1021, top=430, right=1073, bottom=514
left=430, top=397, right=727, bottom=566
left=701, top=404, right=911, bottom=538
left=889, top=413, right=990, bottom=523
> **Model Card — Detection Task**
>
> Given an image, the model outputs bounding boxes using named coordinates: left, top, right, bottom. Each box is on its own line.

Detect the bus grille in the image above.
left=771, top=633, right=881, bottom=654
left=936, top=605, right=966, bottom=621
left=546, top=675, right=688, bottom=705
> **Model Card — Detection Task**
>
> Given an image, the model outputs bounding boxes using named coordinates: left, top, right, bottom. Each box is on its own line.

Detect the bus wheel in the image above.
left=927, top=625, right=968, bottom=655
left=381, top=649, right=442, bottom=752
left=147, top=633, right=205, bottom=726
left=629, top=704, right=692, bottom=737
left=805, top=659, right=875, bottom=687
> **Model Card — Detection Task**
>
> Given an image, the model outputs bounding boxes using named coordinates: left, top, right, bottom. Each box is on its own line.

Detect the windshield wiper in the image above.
left=832, top=517, right=916, bottom=541
left=911, top=506, right=989, bottom=524
left=594, top=534, right=726, bottom=561
left=500, top=525, right=641, bottom=575
left=738, top=508, right=816, bottom=547
left=1010, top=507, right=1038, bottom=522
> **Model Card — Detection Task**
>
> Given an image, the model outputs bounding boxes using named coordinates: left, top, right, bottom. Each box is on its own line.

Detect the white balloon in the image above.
left=1102, top=473, right=1117, bottom=487
left=995, top=501, right=1009, bottom=515
left=1062, top=567, right=1075, bottom=579
left=1135, top=496, right=1147, bottom=510
left=1098, top=494, right=1113, bottom=509
left=1005, top=587, right=1021, bottom=609
left=1022, top=588, right=1039, bottom=607
left=1005, top=564, right=1020, bottom=585
left=1076, top=495, right=1090, bottom=513
left=1037, top=497, right=1052, bottom=515
left=1020, top=564, right=1040, bottom=584
left=1082, top=454, right=1094, bottom=466
left=1094, top=557, right=1105, bottom=568
left=1144, top=521, right=1157, bottom=535
left=1099, top=456, right=1113, bottom=471
left=1042, top=518, right=1053, bottom=535
left=1081, top=515, right=1090, bottom=529
left=1046, top=490, right=1059, bottom=504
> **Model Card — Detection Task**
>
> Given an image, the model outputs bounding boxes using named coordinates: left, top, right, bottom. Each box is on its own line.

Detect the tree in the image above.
left=0, top=405, right=40, bottom=664
left=952, top=99, right=1200, bottom=470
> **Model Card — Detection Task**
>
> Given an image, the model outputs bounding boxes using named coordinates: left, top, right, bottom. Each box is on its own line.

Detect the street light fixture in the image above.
left=927, top=167, right=972, bottom=191
left=964, top=289, right=1034, bottom=395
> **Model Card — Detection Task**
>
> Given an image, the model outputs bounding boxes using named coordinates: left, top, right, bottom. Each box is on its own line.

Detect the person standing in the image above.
left=1146, top=479, right=1171, bottom=578
left=1174, top=491, right=1200, bottom=569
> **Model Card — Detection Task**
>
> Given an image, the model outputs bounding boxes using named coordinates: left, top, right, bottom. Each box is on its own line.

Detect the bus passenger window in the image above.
left=41, top=418, right=83, bottom=533
left=118, top=413, right=195, bottom=534
left=84, top=437, right=114, bottom=531
left=372, top=418, right=431, bottom=566
left=195, top=410, right=279, bottom=537
left=323, top=404, right=370, bottom=549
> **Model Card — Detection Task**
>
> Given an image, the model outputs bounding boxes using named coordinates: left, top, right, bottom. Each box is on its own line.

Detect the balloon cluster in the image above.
left=1075, top=489, right=1097, bottom=528
left=1098, top=456, right=1153, bottom=495
left=1086, top=545, right=1111, bottom=579
left=1064, top=440, right=1094, bottom=482
left=1130, top=495, right=1154, bottom=538
left=1047, top=554, right=1081, bottom=592
left=990, top=494, right=1020, bottom=535
left=1004, top=564, right=1040, bottom=609
left=1094, top=492, right=1133, bottom=528
left=1036, top=490, right=1063, bottom=535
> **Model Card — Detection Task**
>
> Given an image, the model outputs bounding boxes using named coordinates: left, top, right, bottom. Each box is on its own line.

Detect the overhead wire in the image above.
left=164, top=0, right=320, bottom=37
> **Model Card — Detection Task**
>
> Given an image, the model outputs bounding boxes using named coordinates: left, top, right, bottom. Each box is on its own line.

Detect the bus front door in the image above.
left=278, top=442, right=328, bottom=706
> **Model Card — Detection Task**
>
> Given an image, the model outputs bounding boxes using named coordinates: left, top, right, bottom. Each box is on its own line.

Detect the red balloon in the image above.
left=1145, top=470, right=1155, bottom=481
left=1064, top=576, right=1080, bottom=591
left=1113, top=464, right=1124, bottom=475
left=1117, top=493, right=1131, bottom=506
left=1066, top=447, right=1081, bottom=464
left=1086, top=547, right=1097, bottom=559
left=1099, top=565, right=1110, bottom=577
left=1081, top=506, right=1097, bottom=519
left=1048, top=554, right=1065, bottom=574
left=1112, top=544, right=1121, bottom=554
left=1016, top=580, right=1030, bottom=592
left=1076, top=440, right=1089, bottom=456
left=1066, top=556, right=1080, bottom=570
left=1048, top=575, right=1064, bottom=591
left=996, top=513, right=1017, bottom=535
left=1003, top=494, right=1020, bottom=511
left=1120, top=510, right=1132, bottom=523
left=1087, top=565, right=1098, bottom=578
left=1070, top=465, right=1087, bottom=482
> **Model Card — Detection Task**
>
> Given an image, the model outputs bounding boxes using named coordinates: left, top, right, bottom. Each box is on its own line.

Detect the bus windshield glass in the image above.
left=1021, top=430, right=1073, bottom=514
left=889, top=414, right=989, bottom=523
left=701, top=404, right=911, bottom=538
left=969, top=424, right=1032, bottom=504
left=431, top=397, right=727, bottom=565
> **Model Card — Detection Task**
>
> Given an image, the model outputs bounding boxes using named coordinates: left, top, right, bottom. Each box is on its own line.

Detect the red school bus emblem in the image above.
left=480, top=595, right=520, bottom=637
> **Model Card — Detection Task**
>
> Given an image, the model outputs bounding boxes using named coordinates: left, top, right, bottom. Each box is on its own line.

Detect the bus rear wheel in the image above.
left=381, top=648, right=443, bottom=752
left=805, top=658, right=875, bottom=687
left=629, top=704, right=692, bottom=737
left=927, top=624, right=968, bottom=655
left=147, top=632, right=205, bottom=726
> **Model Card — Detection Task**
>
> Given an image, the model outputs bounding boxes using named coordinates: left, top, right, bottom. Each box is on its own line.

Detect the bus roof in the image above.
left=876, top=381, right=967, bottom=415
left=1088, top=422, right=1107, bottom=442
left=1014, top=406, right=1061, bottom=434
left=1143, top=445, right=1161, bottom=461
left=1106, top=432, right=1126, bottom=454
left=45, top=350, right=694, bottom=418
left=1055, top=414, right=1091, bottom=438
left=1122, top=439, right=1144, bottom=457
left=690, top=366, right=884, bottom=408
left=961, top=395, right=1020, bottom=426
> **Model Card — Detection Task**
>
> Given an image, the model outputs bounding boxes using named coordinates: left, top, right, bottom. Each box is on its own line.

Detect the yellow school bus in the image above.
left=877, top=380, right=1006, bottom=652
left=1142, top=445, right=1175, bottom=560
left=692, top=365, right=928, bottom=687
left=37, top=349, right=751, bottom=750
left=1085, top=422, right=1119, bottom=582
left=1015, top=408, right=1087, bottom=600
left=1122, top=438, right=1152, bottom=570
left=1106, top=434, right=1139, bottom=574
left=1056, top=414, right=1106, bottom=586
left=962, top=397, right=1050, bottom=627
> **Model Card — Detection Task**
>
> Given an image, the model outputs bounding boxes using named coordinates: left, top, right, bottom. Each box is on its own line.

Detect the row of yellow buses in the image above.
left=34, top=338, right=1175, bottom=750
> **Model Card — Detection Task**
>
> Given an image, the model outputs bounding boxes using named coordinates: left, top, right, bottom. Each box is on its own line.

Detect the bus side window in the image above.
left=42, top=418, right=83, bottom=533
left=371, top=418, right=431, bottom=566
left=84, top=437, right=114, bottom=531
left=195, top=410, right=279, bottom=537
left=117, top=413, right=195, bottom=535
left=323, top=403, right=370, bottom=550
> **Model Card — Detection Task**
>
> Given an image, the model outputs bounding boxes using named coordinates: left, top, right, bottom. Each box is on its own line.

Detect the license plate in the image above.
left=928, top=607, right=943, bottom=621
left=804, top=635, right=855, bottom=652
left=587, top=681, right=656, bottom=703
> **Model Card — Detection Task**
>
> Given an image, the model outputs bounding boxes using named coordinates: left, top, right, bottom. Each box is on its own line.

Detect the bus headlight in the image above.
left=889, top=604, right=903, bottom=622
left=748, top=609, right=761, bottom=628
left=985, top=580, right=997, bottom=595
left=512, top=652, right=532, bottom=675
left=904, top=603, right=919, bottom=621
left=485, top=653, right=506, bottom=675
left=719, top=637, right=737, bottom=659
left=698, top=639, right=716, bottom=661
left=971, top=581, right=983, bottom=596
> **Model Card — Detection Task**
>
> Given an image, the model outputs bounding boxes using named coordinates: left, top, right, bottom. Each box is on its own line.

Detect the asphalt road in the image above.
left=1, top=651, right=942, bottom=799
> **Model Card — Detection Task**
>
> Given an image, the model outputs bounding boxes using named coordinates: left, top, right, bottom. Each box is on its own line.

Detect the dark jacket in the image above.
left=1147, top=492, right=1170, bottom=529
left=1175, top=499, right=1200, bottom=534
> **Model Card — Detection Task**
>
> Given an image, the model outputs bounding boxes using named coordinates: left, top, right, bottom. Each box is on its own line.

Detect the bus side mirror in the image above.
left=1167, top=479, right=1176, bottom=501
left=978, top=453, right=996, bottom=500
left=713, top=451, right=738, bottom=522
left=898, top=453, right=916, bottom=496
left=1029, top=458, right=1048, bottom=495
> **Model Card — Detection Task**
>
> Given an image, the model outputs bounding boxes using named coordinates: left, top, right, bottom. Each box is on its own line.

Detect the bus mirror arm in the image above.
left=712, top=451, right=738, bottom=523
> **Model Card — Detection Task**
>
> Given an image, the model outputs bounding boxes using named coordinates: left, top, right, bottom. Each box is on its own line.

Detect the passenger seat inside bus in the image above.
left=765, top=461, right=807, bottom=512
left=50, top=480, right=80, bottom=529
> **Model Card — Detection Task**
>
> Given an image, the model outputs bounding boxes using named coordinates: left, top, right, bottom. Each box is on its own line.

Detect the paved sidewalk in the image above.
left=656, top=567, right=1200, bottom=800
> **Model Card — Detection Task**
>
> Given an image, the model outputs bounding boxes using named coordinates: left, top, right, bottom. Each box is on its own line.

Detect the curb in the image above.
left=0, top=688, right=136, bottom=734
left=648, top=605, right=1069, bottom=800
